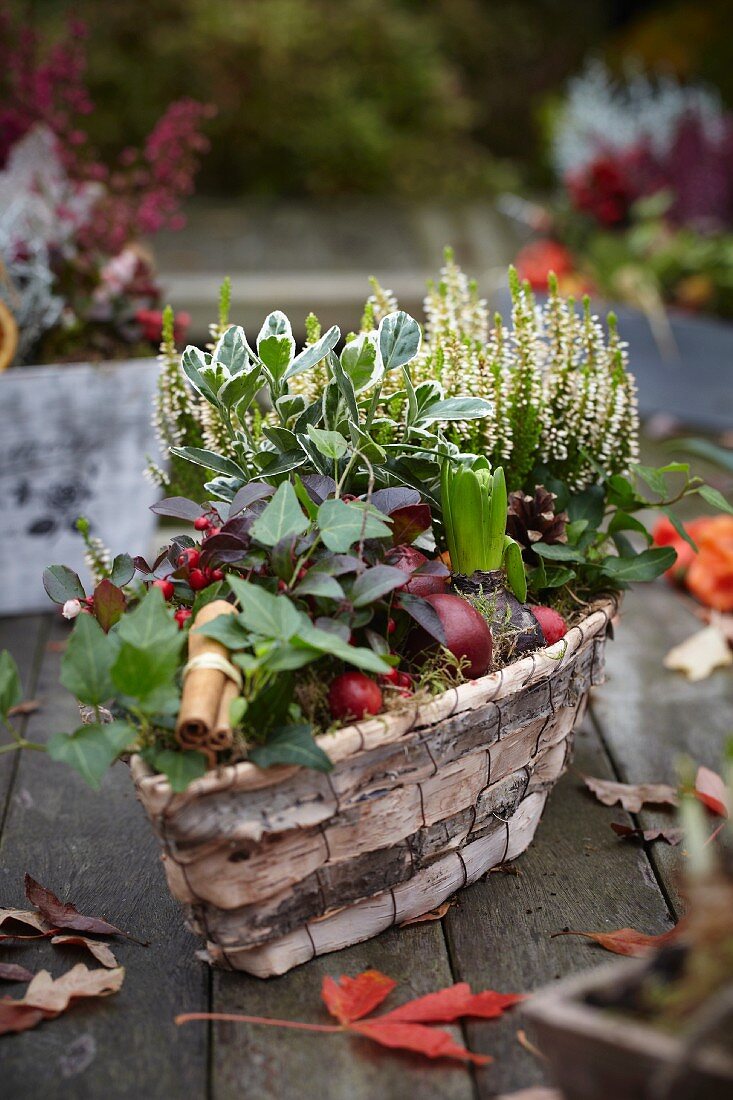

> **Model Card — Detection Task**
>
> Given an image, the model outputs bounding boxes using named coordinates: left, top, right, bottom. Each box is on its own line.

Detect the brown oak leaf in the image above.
left=610, top=823, right=683, bottom=846
left=51, top=935, right=118, bottom=969
left=0, top=908, right=53, bottom=941
left=582, top=775, right=678, bottom=813
left=0, top=964, right=124, bottom=1036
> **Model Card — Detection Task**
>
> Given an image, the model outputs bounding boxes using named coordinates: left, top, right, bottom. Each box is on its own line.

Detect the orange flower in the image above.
left=686, top=516, right=733, bottom=612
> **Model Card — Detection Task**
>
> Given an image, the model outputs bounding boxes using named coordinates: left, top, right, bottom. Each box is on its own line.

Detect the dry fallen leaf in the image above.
left=51, top=935, right=118, bottom=969
left=552, top=925, right=680, bottom=957
left=0, top=964, right=124, bottom=1036
left=663, top=623, right=733, bottom=682
left=177, top=969, right=523, bottom=1066
left=0, top=908, right=53, bottom=941
left=0, top=964, right=34, bottom=982
left=7, top=700, right=40, bottom=717
left=25, top=875, right=131, bottom=940
left=610, top=822, right=683, bottom=846
left=582, top=775, right=679, bottom=813
left=400, top=900, right=453, bottom=927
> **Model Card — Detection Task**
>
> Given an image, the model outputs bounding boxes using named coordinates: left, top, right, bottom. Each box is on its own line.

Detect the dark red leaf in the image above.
left=93, top=579, right=126, bottom=633
left=390, top=504, right=432, bottom=546
left=0, top=964, right=34, bottom=982
left=553, top=925, right=680, bottom=957
left=351, top=1019, right=492, bottom=1065
left=24, top=875, right=128, bottom=939
left=321, top=970, right=396, bottom=1024
left=694, top=765, right=730, bottom=818
left=379, top=982, right=524, bottom=1023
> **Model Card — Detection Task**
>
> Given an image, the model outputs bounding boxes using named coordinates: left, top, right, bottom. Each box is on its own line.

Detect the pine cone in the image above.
left=507, top=486, right=568, bottom=564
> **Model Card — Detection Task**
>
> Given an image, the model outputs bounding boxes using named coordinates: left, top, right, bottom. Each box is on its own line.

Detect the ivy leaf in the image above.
left=47, top=721, right=137, bottom=790
left=317, top=499, right=392, bottom=552
left=250, top=481, right=310, bottom=547
left=42, top=565, right=86, bottom=605
left=0, top=651, right=22, bottom=720
left=196, top=615, right=252, bottom=651
left=60, top=615, right=115, bottom=707
left=249, top=724, right=333, bottom=772
left=600, top=547, right=677, bottom=582
left=144, top=747, right=208, bottom=792
left=115, top=588, right=182, bottom=657
left=698, top=484, right=733, bottom=516
left=111, top=644, right=181, bottom=714
left=378, top=311, right=421, bottom=371
left=227, top=577, right=301, bottom=640
left=350, top=565, right=406, bottom=608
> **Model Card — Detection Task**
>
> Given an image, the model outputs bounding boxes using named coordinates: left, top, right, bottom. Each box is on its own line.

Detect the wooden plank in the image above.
left=0, top=617, right=210, bottom=1100
left=210, top=923, right=475, bottom=1100
left=442, top=718, right=675, bottom=1098
left=592, top=583, right=733, bottom=912
left=0, top=615, right=49, bottom=823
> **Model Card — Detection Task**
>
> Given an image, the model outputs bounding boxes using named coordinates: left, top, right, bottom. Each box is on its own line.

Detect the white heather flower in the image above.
left=62, top=599, right=82, bottom=620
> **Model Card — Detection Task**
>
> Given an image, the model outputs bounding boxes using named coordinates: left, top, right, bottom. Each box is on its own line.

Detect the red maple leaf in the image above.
left=321, top=970, right=396, bottom=1024
left=176, top=969, right=522, bottom=1065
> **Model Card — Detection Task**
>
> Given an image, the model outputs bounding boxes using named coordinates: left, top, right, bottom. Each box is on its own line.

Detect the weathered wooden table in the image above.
left=1, top=584, right=731, bottom=1099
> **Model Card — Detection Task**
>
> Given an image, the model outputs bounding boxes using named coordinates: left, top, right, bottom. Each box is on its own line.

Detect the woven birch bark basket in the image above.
left=131, top=597, right=616, bottom=978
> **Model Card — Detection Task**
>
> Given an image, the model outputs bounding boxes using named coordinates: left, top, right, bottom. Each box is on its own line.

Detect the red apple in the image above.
left=531, top=606, right=567, bottom=645
left=410, top=592, right=493, bottom=679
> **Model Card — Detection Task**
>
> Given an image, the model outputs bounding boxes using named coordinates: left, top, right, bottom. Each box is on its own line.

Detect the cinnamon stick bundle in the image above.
left=176, top=600, right=241, bottom=763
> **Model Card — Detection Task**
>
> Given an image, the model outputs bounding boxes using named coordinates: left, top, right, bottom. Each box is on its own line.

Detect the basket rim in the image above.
left=131, top=595, right=617, bottom=808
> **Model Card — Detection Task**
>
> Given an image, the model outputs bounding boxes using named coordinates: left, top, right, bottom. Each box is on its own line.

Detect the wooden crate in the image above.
left=132, top=599, right=615, bottom=977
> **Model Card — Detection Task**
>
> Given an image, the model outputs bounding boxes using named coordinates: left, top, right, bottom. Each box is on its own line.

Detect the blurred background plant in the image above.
left=0, top=6, right=211, bottom=365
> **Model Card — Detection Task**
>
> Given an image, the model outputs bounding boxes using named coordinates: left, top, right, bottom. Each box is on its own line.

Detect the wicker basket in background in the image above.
left=132, top=598, right=616, bottom=978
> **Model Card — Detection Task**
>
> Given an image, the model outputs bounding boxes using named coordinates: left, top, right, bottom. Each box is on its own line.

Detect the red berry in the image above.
left=152, top=578, right=175, bottom=600
left=328, top=672, right=383, bottom=721
left=397, top=688, right=412, bottom=698
left=188, top=569, right=208, bottom=591
left=387, top=617, right=396, bottom=635
left=174, top=608, right=192, bottom=628
left=193, top=515, right=210, bottom=531
left=380, top=667, right=400, bottom=685
left=277, top=579, right=288, bottom=592
left=342, top=494, right=357, bottom=503
left=397, top=671, right=413, bottom=688
left=205, top=526, right=221, bottom=539
left=211, top=568, right=224, bottom=582
left=177, top=548, right=200, bottom=569
left=531, top=605, right=567, bottom=646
